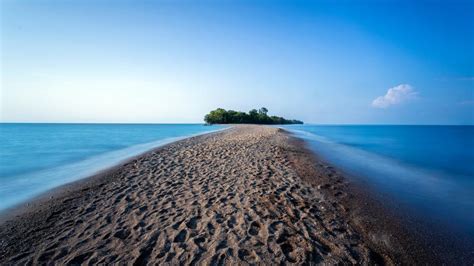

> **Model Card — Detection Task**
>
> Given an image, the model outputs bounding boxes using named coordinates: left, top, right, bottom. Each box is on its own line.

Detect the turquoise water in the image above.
left=0, top=123, right=224, bottom=211
left=283, top=125, right=474, bottom=236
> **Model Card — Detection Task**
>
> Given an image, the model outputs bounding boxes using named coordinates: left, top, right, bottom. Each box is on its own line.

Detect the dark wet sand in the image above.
left=0, top=125, right=448, bottom=264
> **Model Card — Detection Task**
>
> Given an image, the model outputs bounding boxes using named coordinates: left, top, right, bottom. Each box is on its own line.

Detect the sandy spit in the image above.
left=1, top=125, right=413, bottom=264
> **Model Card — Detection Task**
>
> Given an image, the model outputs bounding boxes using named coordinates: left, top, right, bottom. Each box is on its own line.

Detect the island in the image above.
left=204, top=107, right=304, bottom=125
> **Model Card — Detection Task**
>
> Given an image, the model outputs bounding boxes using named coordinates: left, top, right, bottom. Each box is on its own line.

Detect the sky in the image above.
left=1, top=0, right=473, bottom=124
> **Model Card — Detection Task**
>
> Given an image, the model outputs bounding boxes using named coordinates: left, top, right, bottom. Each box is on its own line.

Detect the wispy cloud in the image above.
left=372, top=84, right=417, bottom=108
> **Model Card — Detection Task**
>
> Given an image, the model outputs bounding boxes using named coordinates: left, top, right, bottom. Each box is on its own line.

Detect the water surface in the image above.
left=283, top=125, right=474, bottom=236
left=0, top=123, right=224, bottom=211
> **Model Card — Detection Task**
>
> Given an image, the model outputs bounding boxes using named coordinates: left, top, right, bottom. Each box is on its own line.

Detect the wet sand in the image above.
left=0, top=125, right=434, bottom=264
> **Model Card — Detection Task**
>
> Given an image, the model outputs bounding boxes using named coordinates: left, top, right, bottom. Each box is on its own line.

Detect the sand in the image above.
left=0, top=125, right=425, bottom=264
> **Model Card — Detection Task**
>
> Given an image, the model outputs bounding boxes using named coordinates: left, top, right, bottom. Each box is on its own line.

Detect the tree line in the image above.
left=204, top=107, right=303, bottom=125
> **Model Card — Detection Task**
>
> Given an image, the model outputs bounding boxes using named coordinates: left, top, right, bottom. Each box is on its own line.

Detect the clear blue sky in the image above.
left=1, top=0, right=473, bottom=124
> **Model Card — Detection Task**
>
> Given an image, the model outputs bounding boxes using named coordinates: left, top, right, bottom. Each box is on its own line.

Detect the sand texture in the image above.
left=0, top=126, right=388, bottom=264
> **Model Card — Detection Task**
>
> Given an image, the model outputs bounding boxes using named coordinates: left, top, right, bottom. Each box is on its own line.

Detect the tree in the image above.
left=248, top=109, right=259, bottom=122
left=204, top=108, right=227, bottom=124
left=204, top=108, right=303, bottom=125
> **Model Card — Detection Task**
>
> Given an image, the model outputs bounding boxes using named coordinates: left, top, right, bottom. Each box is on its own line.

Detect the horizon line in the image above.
left=1, top=122, right=473, bottom=126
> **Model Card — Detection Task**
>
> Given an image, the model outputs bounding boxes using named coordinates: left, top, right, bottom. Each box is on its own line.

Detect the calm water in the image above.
left=283, top=125, right=474, bottom=235
left=0, top=123, right=224, bottom=211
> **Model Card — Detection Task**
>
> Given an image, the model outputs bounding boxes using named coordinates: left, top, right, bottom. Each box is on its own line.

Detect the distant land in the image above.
left=204, top=107, right=304, bottom=125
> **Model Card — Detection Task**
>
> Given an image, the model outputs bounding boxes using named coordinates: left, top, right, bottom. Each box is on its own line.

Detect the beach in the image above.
left=0, top=125, right=437, bottom=264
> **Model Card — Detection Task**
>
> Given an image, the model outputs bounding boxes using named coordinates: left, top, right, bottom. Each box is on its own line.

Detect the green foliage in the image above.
left=204, top=107, right=303, bottom=125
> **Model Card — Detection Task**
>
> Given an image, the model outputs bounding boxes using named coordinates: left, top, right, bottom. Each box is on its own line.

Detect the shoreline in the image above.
left=284, top=133, right=441, bottom=264
left=288, top=132, right=474, bottom=264
left=0, top=125, right=457, bottom=264
left=0, top=128, right=229, bottom=223
left=0, top=126, right=229, bottom=217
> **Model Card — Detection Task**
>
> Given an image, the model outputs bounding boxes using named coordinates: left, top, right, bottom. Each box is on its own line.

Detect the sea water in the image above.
left=0, top=123, right=224, bottom=211
left=282, top=125, right=474, bottom=236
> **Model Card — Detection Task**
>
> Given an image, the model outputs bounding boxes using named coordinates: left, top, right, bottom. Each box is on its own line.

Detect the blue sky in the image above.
left=1, top=0, right=473, bottom=124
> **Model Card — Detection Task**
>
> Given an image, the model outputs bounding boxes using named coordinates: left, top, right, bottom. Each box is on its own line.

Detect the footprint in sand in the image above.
left=185, top=216, right=201, bottom=230
left=248, top=221, right=261, bottom=236
left=173, top=229, right=187, bottom=243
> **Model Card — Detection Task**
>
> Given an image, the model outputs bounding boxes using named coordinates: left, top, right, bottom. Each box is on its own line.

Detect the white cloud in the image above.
left=371, top=84, right=417, bottom=108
